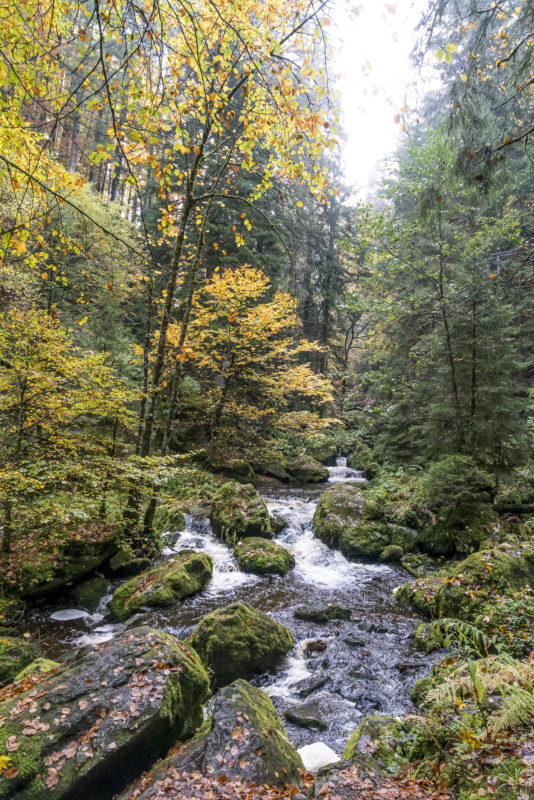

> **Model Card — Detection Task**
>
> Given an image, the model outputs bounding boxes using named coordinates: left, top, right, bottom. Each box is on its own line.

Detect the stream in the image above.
left=22, top=458, right=434, bottom=757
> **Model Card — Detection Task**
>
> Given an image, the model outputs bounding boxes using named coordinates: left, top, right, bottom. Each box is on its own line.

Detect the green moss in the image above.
left=110, top=551, right=213, bottom=621
left=380, top=544, right=404, bottom=562
left=210, top=482, right=271, bottom=545
left=414, top=622, right=445, bottom=653
left=313, top=483, right=366, bottom=548
left=234, top=538, right=295, bottom=576
left=285, top=454, right=329, bottom=483
left=0, top=636, right=41, bottom=687
left=306, top=438, right=338, bottom=464
left=70, top=575, right=108, bottom=611
left=346, top=438, right=376, bottom=478
left=107, top=546, right=151, bottom=577
left=396, top=544, right=534, bottom=621
left=153, top=502, right=187, bottom=535
left=14, top=657, right=61, bottom=682
left=342, top=714, right=407, bottom=775
left=190, top=600, right=293, bottom=685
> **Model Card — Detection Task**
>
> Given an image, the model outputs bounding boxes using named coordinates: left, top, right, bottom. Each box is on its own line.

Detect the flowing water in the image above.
left=23, top=458, right=434, bottom=756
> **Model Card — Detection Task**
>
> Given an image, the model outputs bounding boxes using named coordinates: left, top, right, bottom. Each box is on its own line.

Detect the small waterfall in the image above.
left=327, top=455, right=367, bottom=485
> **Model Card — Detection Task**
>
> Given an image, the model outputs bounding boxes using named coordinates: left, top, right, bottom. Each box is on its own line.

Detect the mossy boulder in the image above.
left=396, top=544, right=534, bottom=621
left=234, top=538, right=295, bottom=576
left=342, top=714, right=407, bottom=775
left=346, top=438, right=376, bottom=478
left=306, top=439, right=338, bottom=465
left=0, top=636, right=41, bottom=687
left=106, top=545, right=151, bottom=578
left=380, top=545, right=404, bottom=562
left=414, top=622, right=446, bottom=653
left=0, top=627, right=210, bottom=800
left=314, top=484, right=419, bottom=561
left=110, top=551, right=213, bottom=622
left=285, top=454, right=329, bottom=483
left=7, top=523, right=119, bottom=602
left=115, top=680, right=304, bottom=796
left=210, top=482, right=271, bottom=545
left=14, top=657, right=61, bottom=682
left=263, top=463, right=291, bottom=482
left=153, top=502, right=187, bottom=535
left=190, top=601, right=293, bottom=685
left=70, top=574, right=108, bottom=612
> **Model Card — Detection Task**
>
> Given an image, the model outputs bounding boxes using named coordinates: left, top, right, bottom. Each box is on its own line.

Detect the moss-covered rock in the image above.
left=106, top=545, right=151, bottom=578
left=190, top=601, right=293, bottom=685
left=270, top=514, right=287, bottom=533
left=306, top=438, right=338, bottom=465
left=346, top=439, right=376, bottom=478
left=70, top=574, right=108, bottom=612
left=341, top=714, right=407, bottom=775
left=153, top=502, right=187, bottom=535
left=6, top=523, right=119, bottom=602
left=210, top=482, right=271, bottom=545
left=380, top=544, right=404, bottom=562
left=285, top=454, right=329, bottom=483
left=0, top=636, right=41, bottom=687
left=0, top=627, right=210, bottom=800
left=110, top=551, right=213, bottom=622
left=414, top=622, right=446, bottom=653
left=234, top=538, right=295, bottom=576
left=396, top=544, right=534, bottom=621
left=115, top=680, right=303, bottom=797
left=14, top=657, right=61, bottom=682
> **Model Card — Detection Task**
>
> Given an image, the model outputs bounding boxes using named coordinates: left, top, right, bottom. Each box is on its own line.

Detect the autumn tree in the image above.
left=163, top=266, right=333, bottom=465
left=0, top=308, right=135, bottom=550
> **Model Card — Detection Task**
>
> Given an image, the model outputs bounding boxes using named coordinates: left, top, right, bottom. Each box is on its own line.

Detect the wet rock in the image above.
left=294, top=602, right=351, bottom=623
left=210, top=482, right=271, bottom=545
left=0, top=636, right=41, bottom=687
left=116, top=679, right=304, bottom=797
left=110, top=550, right=213, bottom=622
left=234, top=537, right=295, bottom=576
left=0, top=627, right=210, bottom=800
left=9, top=523, right=119, bottom=602
left=190, top=601, right=293, bottom=685
left=263, top=464, right=291, bottom=482
left=285, top=454, right=329, bottom=483
left=304, top=640, right=328, bottom=656
left=284, top=701, right=327, bottom=730
left=396, top=544, right=534, bottom=621
left=270, top=514, right=287, bottom=533
left=106, top=546, right=151, bottom=578
left=394, top=659, right=428, bottom=674
left=70, top=574, right=108, bottom=612
left=295, top=674, right=328, bottom=698
left=343, top=636, right=366, bottom=648
left=348, top=666, right=375, bottom=681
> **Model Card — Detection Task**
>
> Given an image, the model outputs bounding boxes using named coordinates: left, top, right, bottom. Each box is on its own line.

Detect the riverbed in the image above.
left=22, top=459, right=434, bottom=756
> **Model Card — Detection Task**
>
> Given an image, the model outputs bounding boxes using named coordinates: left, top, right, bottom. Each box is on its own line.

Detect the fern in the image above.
left=425, top=655, right=533, bottom=707
left=429, top=617, right=498, bottom=658
left=490, top=686, right=534, bottom=734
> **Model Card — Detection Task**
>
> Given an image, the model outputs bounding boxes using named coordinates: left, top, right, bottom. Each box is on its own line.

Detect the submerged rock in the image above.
left=284, top=701, right=327, bottom=731
left=210, top=482, right=271, bottom=545
left=285, top=454, right=329, bottom=483
left=396, top=544, right=534, bottom=620
left=0, top=627, right=210, bottom=800
left=110, top=550, right=213, bottom=621
left=295, top=674, right=328, bottom=698
left=234, top=537, right=295, bottom=576
left=294, top=602, right=351, bottom=623
left=190, top=600, right=293, bottom=685
left=0, top=636, right=41, bottom=687
left=116, top=680, right=304, bottom=797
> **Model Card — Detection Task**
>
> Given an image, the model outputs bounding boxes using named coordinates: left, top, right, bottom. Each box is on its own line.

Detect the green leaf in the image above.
left=435, top=48, right=444, bottom=62
left=445, top=43, right=457, bottom=53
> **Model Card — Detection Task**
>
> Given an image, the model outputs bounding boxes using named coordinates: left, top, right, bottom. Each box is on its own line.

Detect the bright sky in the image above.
left=333, top=0, right=431, bottom=195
